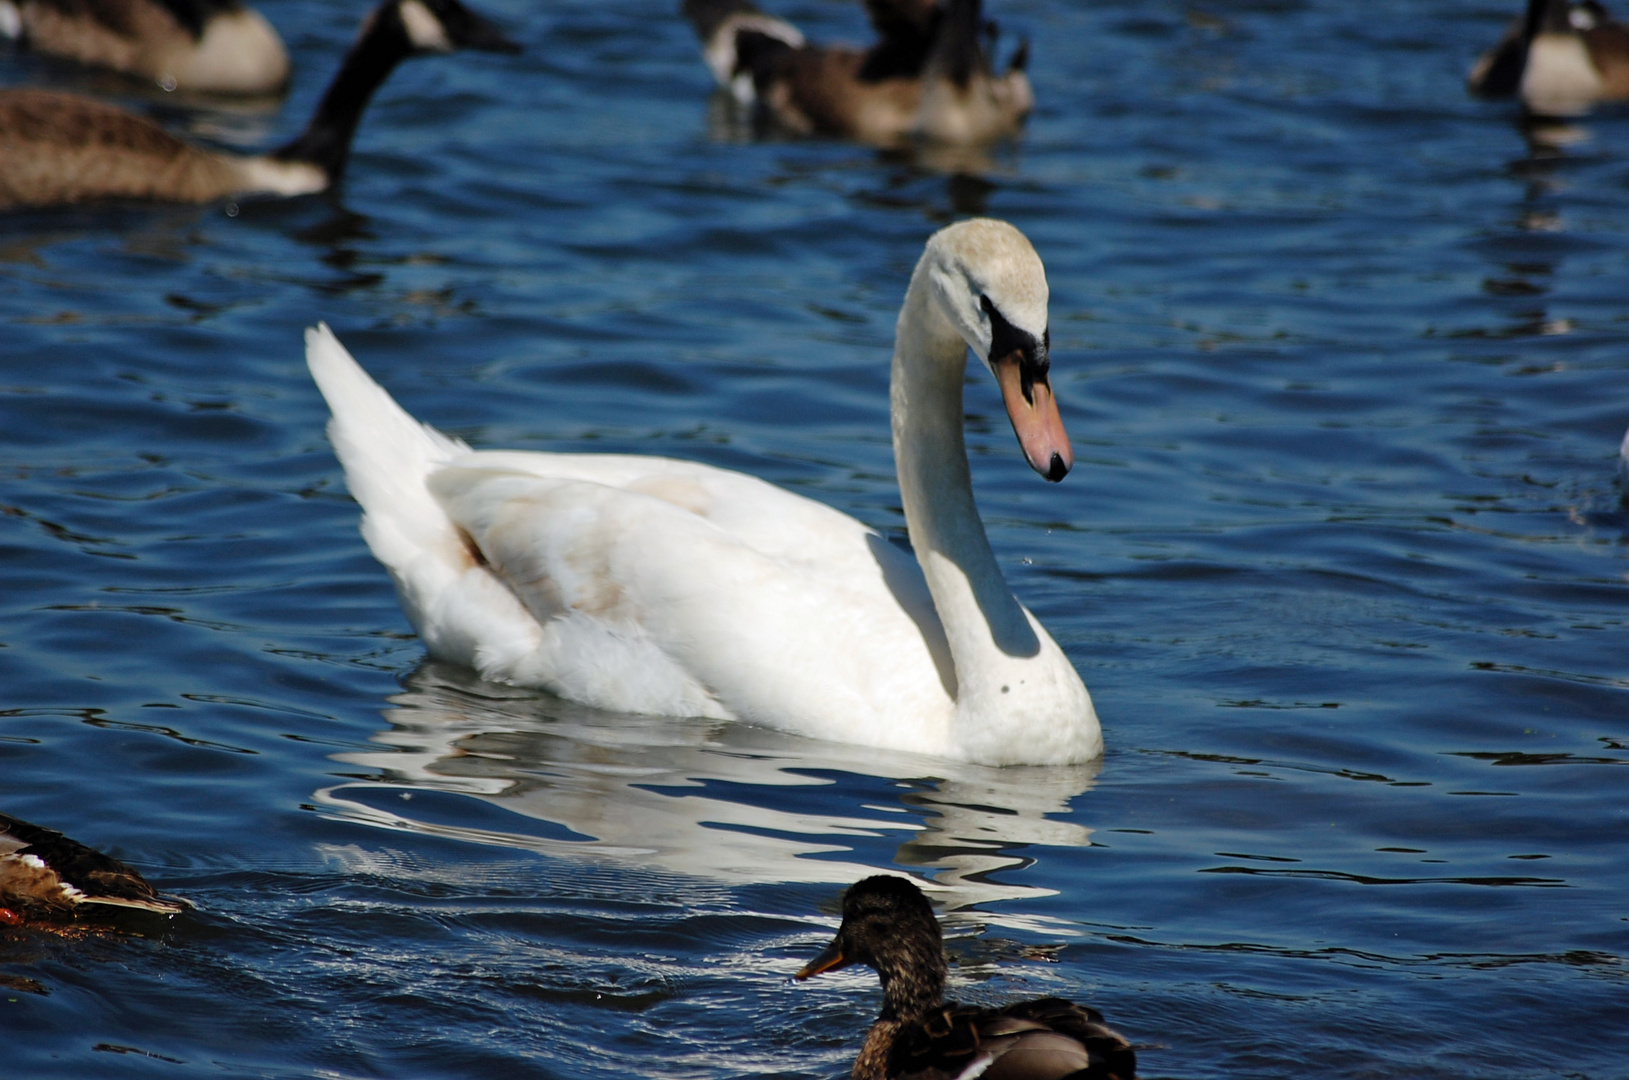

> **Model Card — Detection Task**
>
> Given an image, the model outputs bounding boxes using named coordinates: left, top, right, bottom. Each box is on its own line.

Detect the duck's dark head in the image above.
left=797, top=876, right=948, bottom=1020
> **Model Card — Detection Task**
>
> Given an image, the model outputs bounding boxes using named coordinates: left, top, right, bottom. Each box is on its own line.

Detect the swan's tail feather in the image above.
left=305, top=323, right=470, bottom=586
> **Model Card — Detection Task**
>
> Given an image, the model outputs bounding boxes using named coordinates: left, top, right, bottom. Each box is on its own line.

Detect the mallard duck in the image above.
left=681, top=0, right=1031, bottom=145
left=307, top=219, right=1101, bottom=766
left=0, top=811, right=185, bottom=924
left=0, top=0, right=518, bottom=210
left=0, top=0, right=288, bottom=94
left=796, top=875, right=1136, bottom=1080
left=1469, top=0, right=1629, bottom=115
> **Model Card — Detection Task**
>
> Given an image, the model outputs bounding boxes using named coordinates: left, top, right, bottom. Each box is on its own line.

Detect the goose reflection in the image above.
left=314, top=663, right=1102, bottom=918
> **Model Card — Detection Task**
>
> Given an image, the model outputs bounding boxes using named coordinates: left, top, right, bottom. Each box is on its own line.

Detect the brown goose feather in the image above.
left=0, top=89, right=244, bottom=207
left=2, top=0, right=289, bottom=94
left=1469, top=0, right=1629, bottom=111
left=0, top=0, right=518, bottom=211
left=682, top=0, right=1031, bottom=146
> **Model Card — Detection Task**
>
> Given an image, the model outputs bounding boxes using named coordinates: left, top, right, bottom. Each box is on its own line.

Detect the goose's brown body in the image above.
left=0, top=811, right=184, bottom=923
left=684, top=0, right=1031, bottom=146
left=798, top=876, right=1135, bottom=1080
left=0, top=0, right=289, bottom=94
left=0, top=0, right=517, bottom=211
left=1470, top=0, right=1629, bottom=113
left=0, top=89, right=254, bottom=207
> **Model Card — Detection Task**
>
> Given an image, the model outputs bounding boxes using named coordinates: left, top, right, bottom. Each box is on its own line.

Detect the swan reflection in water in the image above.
left=314, top=663, right=1102, bottom=924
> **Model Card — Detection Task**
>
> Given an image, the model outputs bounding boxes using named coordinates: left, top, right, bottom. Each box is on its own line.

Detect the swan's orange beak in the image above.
left=995, top=350, right=1073, bottom=482
left=794, top=940, right=849, bottom=980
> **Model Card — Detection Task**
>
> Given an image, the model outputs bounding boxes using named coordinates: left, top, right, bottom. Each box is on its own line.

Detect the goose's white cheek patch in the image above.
left=399, top=0, right=453, bottom=51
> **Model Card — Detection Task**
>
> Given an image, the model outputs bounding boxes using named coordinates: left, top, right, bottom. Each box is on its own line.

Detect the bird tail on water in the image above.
left=305, top=323, right=470, bottom=578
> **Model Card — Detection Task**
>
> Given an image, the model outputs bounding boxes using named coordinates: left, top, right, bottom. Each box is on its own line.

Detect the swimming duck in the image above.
left=307, top=219, right=1101, bottom=766
left=1469, top=0, right=1629, bottom=115
left=0, top=0, right=288, bottom=93
left=0, top=811, right=185, bottom=924
left=796, top=875, right=1136, bottom=1080
left=0, top=0, right=518, bottom=210
left=681, top=0, right=1032, bottom=145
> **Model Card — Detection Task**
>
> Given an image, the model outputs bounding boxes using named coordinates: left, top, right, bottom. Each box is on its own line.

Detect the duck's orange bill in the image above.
left=795, top=941, right=849, bottom=980
left=995, top=352, right=1073, bottom=483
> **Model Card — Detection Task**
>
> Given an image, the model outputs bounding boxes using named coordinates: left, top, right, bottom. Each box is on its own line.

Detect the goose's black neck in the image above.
left=926, top=0, right=985, bottom=88
left=273, top=5, right=414, bottom=181
left=1528, top=0, right=1571, bottom=39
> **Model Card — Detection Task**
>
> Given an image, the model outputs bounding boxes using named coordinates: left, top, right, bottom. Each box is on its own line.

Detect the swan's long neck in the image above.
left=891, top=273, right=1042, bottom=736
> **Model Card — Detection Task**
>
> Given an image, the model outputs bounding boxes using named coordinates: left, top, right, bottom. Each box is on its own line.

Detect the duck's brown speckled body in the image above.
left=797, top=876, right=1136, bottom=1080
left=0, top=811, right=185, bottom=924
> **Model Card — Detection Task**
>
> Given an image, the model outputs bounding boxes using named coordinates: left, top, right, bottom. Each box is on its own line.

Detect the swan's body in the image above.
left=0, top=812, right=184, bottom=924
left=308, top=220, right=1100, bottom=765
left=1469, top=0, right=1629, bottom=114
left=682, top=0, right=1032, bottom=146
left=796, top=876, right=1136, bottom=1080
left=0, top=0, right=518, bottom=210
left=0, top=0, right=288, bottom=94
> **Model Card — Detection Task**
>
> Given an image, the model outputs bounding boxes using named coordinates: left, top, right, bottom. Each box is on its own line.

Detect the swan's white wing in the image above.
left=307, top=324, right=953, bottom=744
left=446, top=449, right=897, bottom=583
left=428, top=465, right=956, bottom=748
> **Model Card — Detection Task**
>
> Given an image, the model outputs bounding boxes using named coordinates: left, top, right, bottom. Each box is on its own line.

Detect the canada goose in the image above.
left=1469, top=0, right=1629, bottom=115
left=0, top=0, right=289, bottom=94
left=682, top=0, right=1032, bottom=146
left=796, top=876, right=1137, bottom=1080
left=0, top=811, right=185, bottom=924
left=0, top=0, right=518, bottom=210
left=307, top=219, right=1102, bottom=766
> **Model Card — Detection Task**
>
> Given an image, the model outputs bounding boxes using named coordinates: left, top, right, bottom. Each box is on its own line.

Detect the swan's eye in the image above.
left=980, top=295, right=1043, bottom=380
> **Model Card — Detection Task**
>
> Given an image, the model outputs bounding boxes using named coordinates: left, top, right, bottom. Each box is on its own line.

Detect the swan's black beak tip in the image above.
left=1045, top=452, right=1069, bottom=483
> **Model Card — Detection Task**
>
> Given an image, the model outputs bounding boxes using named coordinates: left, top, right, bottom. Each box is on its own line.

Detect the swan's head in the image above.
left=921, top=219, right=1073, bottom=482
left=386, top=0, right=521, bottom=55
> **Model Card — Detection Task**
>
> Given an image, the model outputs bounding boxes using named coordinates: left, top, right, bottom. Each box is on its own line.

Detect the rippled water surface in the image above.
left=2, top=0, right=1627, bottom=1076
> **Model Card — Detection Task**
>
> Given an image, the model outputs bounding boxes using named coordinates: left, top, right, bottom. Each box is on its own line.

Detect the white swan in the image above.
left=307, top=219, right=1100, bottom=765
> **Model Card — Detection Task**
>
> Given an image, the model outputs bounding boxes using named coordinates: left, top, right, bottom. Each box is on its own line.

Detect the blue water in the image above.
left=2, top=0, right=1626, bottom=1076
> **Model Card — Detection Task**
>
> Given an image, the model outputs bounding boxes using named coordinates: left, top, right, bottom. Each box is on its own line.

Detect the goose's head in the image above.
left=922, top=219, right=1073, bottom=482
left=795, top=876, right=947, bottom=1013
left=383, top=0, right=521, bottom=55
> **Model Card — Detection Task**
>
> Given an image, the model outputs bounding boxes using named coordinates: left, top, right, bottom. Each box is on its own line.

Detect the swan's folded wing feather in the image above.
left=443, top=449, right=887, bottom=581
